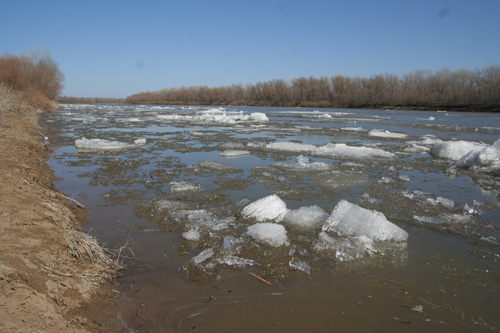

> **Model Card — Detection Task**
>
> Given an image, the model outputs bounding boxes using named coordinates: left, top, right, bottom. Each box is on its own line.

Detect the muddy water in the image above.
left=42, top=105, right=500, bottom=331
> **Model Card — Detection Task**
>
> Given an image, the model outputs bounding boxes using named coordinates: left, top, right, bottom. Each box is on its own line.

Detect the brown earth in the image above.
left=0, top=87, right=123, bottom=332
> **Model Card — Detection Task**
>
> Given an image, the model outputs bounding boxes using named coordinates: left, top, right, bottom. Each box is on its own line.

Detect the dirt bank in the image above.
left=0, top=87, right=121, bottom=332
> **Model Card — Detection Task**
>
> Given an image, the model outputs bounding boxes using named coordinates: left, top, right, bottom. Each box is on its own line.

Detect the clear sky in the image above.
left=1, top=0, right=499, bottom=98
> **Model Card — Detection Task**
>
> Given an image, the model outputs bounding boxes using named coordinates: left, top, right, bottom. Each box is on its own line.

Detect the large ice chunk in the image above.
left=75, top=137, right=142, bottom=150
left=273, top=155, right=331, bottom=171
left=322, top=200, right=408, bottom=242
left=241, top=194, right=289, bottom=222
left=219, top=150, right=250, bottom=158
left=247, top=223, right=289, bottom=247
left=431, top=140, right=487, bottom=160
left=368, top=129, right=408, bottom=139
left=265, top=142, right=317, bottom=153
left=283, top=205, right=329, bottom=230
left=314, top=143, right=396, bottom=159
left=313, top=232, right=376, bottom=261
left=457, top=138, right=500, bottom=172
left=249, top=112, right=269, bottom=122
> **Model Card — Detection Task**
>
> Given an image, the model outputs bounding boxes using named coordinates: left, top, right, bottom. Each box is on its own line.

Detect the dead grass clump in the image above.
left=67, top=230, right=122, bottom=273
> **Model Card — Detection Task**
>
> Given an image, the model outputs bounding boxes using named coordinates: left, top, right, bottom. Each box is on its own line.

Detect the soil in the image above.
left=0, top=88, right=122, bottom=332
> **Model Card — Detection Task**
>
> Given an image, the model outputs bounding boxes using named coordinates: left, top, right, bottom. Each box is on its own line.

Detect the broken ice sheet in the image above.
left=272, top=155, right=331, bottom=171
left=169, top=181, right=202, bottom=193
left=282, top=205, right=329, bottom=230
left=247, top=223, right=289, bottom=247
left=241, top=194, right=289, bottom=222
left=322, top=200, right=409, bottom=242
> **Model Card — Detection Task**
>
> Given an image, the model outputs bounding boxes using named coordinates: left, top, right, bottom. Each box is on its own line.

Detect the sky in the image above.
left=1, top=0, right=499, bottom=98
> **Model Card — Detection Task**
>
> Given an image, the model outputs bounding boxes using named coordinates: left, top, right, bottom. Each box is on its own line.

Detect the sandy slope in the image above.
left=0, top=88, right=121, bottom=332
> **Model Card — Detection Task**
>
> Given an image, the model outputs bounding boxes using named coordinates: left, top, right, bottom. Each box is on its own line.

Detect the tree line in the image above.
left=125, top=66, right=500, bottom=111
left=0, top=50, right=64, bottom=111
left=57, top=96, right=123, bottom=104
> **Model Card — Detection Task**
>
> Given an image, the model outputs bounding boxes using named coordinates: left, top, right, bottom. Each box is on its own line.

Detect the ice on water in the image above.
left=265, top=141, right=396, bottom=159
left=432, top=138, right=500, bottom=172
left=241, top=194, right=289, bottom=222
left=169, top=181, right=202, bottom=193
left=283, top=205, right=329, bottom=230
left=219, top=150, right=250, bottom=158
left=272, top=155, right=331, bottom=171
left=182, top=229, right=201, bottom=241
left=247, top=223, right=289, bottom=247
left=75, top=137, right=145, bottom=150
left=322, top=200, right=408, bottom=242
left=198, top=161, right=241, bottom=172
left=432, top=140, right=487, bottom=160
left=368, top=129, right=408, bottom=139
left=457, top=138, right=500, bottom=172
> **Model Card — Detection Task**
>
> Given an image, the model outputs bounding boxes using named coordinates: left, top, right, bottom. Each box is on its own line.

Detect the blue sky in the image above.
left=1, top=0, right=499, bottom=98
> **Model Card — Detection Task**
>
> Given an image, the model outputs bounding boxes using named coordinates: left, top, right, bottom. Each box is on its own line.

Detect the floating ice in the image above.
left=134, top=138, right=147, bottom=145
left=182, top=229, right=201, bottom=241
left=404, top=143, right=430, bottom=153
left=431, top=140, right=487, bottom=160
left=169, top=181, right=202, bottom=193
left=241, top=194, right=289, bottom=222
left=283, top=205, right=329, bottom=230
left=249, top=112, right=269, bottom=122
left=340, top=127, right=367, bottom=132
left=75, top=137, right=142, bottom=150
left=194, top=108, right=269, bottom=124
left=247, top=223, right=289, bottom=247
left=368, top=129, right=408, bottom=139
left=289, top=258, right=311, bottom=274
left=314, top=143, right=396, bottom=159
left=206, top=255, right=257, bottom=268
left=322, top=200, right=408, bottom=242
left=315, top=171, right=372, bottom=189
left=264, top=141, right=396, bottom=159
left=265, top=142, right=317, bottom=153
left=198, top=161, right=240, bottom=171
left=456, top=138, right=500, bottom=172
left=192, top=248, right=214, bottom=265
left=219, top=150, right=250, bottom=158
left=313, top=232, right=376, bottom=261
left=273, top=155, right=331, bottom=171
left=220, top=142, right=245, bottom=149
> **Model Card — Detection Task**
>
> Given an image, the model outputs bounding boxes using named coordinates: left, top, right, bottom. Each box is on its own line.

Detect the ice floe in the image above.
left=265, top=141, right=396, bottom=159
left=272, top=155, right=331, bottom=171
left=247, top=223, right=289, bottom=247
left=219, top=150, right=251, bottom=158
left=282, top=205, right=329, bottom=230
left=198, top=161, right=241, bottom=172
left=431, top=140, right=487, bottom=160
left=169, top=181, right=202, bottom=193
left=368, top=129, right=408, bottom=139
left=456, top=138, right=500, bottom=172
left=322, top=200, right=408, bottom=242
left=182, top=229, right=201, bottom=241
left=75, top=137, right=145, bottom=150
left=241, top=194, right=289, bottom=222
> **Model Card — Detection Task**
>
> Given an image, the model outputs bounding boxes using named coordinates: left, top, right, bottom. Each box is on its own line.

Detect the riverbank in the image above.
left=0, top=87, right=121, bottom=332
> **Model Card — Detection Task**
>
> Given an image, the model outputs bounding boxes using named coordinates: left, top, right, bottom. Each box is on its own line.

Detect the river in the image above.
left=42, top=105, right=500, bottom=331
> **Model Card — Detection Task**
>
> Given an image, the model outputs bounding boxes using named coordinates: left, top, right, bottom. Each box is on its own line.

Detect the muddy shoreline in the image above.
left=0, top=88, right=121, bottom=332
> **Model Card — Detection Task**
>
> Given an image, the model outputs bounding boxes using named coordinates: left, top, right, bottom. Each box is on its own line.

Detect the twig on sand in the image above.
left=249, top=272, right=272, bottom=286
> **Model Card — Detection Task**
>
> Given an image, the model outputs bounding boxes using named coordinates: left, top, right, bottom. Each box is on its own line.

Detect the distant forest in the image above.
left=122, top=66, right=500, bottom=112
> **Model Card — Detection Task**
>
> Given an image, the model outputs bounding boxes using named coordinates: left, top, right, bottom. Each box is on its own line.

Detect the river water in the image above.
left=42, top=105, right=500, bottom=331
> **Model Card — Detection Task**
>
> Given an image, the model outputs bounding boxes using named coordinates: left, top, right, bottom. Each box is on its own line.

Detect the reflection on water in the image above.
left=42, top=104, right=500, bottom=331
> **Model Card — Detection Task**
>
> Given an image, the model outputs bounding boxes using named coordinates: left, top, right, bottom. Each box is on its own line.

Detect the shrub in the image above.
left=0, top=49, right=64, bottom=111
